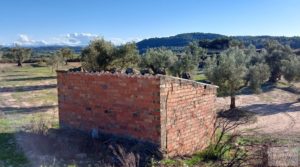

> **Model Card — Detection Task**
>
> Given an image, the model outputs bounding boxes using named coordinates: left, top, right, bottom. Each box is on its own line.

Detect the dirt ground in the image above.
left=216, top=83, right=300, bottom=166
left=217, top=83, right=300, bottom=139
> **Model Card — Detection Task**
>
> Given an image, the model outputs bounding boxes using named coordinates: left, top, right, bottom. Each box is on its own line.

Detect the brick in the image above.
left=57, top=71, right=217, bottom=157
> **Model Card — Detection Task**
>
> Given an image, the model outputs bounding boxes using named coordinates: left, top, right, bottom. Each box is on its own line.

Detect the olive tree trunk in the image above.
left=230, top=96, right=236, bottom=109
left=17, top=60, right=22, bottom=67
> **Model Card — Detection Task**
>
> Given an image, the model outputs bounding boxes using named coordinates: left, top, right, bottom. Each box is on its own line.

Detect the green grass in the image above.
left=160, top=158, right=180, bottom=166
left=276, top=81, right=291, bottom=87
left=0, top=113, right=51, bottom=132
left=0, top=63, right=64, bottom=166
left=193, top=71, right=207, bottom=82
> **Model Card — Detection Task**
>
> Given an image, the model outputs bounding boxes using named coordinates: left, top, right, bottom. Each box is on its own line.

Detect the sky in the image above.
left=0, top=0, right=300, bottom=46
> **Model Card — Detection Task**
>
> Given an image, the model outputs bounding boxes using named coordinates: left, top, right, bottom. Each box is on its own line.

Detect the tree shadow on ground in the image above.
left=217, top=108, right=257, bottom=123
left=241, top=101, right=300, bottom=116
left=239, top=82, right=300, bottom=96
left=0, top=105, right=57, bottom=114
left=239, top=83, right=276, bottom=95
left=0, top=84, right=57, bottom=93
left=5, top=76, right=56, bottom=82
left=276, top=86, right=300, bottom=95
left=16, top=129, right=162, bottom=167
left=3, top=74, right=28, bottom=77
left=218, top=100, right=300, bottom=121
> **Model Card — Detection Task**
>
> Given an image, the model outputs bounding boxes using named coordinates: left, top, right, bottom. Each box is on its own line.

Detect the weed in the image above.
left=0, top=133, right=28, bottom=166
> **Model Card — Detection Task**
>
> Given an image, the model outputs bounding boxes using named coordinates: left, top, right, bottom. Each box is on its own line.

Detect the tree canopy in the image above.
left=59, top=48, right=73, bottom=65
left=81, top=39, right=139, bottom=72
left=140, top=48, right=177, bottom=75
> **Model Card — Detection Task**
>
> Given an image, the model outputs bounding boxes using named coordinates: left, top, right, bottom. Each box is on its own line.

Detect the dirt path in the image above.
left=217, top=84, right=300, bottom=138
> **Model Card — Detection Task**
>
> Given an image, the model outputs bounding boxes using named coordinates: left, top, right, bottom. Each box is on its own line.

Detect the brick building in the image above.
left=57, top=71, right=217, bottom=156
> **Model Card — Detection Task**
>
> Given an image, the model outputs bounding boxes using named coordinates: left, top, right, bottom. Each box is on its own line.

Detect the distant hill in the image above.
left=136, top=33, right=225, bottom=52
left=136, top=33, right=300, bottom=52
left=2, top=33, right=300, bottom=55
left=30, top=46, right=83, bottom=54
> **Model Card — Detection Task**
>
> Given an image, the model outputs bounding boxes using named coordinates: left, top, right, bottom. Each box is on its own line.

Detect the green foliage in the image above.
left=3, top=46, right=32, bottom=66
left=248, top=63, right=270, bottom=93
left=137, top=32, right=300, bottom=53
left=185, top=41, right=207, bottom=63
left=205, top=47, right=248, bottom=96
left=184, top=126, right=246, bottom=167
left=205, top=47, right=250, bottom=108
left=59, top=48, right=73, bottom=65
left=265, top=40, right=295, bottom=82
left=243, top=45, right=271, bottom=93
left=245, top=44, right=267, bottom=65
left=160, top=158, right=179, bottom=166
left=81, top=39, right=139, bottom=72
left=45, top=53, right=65, bottom=72
left=137, top=33, right=225, bottom=53
left=204, top=44, right=273, bottom=107
left=140, top=48, right=177, bottom=75
left=169, top=42, right=207, bottom=78
left=169, top=53, right=196, bottom=77
left=281, top=55, right=300, bottom=83
left=81, top=39, right=115, bottom=71
left=111, top=42, right=140, bottom=69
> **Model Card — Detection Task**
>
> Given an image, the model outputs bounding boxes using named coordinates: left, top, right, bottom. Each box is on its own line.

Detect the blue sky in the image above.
left=0, top=0, right=300, bottom=46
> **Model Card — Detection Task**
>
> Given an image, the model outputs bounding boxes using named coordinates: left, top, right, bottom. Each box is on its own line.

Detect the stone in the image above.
left=140, top=68, right=154, bottom=75
left=181, top=72, right=191, bottom=79
left=125, top=68, right=140, bottom=75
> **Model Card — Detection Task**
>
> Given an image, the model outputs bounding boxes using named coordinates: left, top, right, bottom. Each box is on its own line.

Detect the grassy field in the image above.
left=0, top=64, right=78, bottom=166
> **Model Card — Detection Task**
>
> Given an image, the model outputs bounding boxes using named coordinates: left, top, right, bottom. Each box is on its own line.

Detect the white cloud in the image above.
left=51, top=33, right=101, bottom=46
left=10, top=33, right=142, bottom=47
left=14, top=34, right=48, bottom=46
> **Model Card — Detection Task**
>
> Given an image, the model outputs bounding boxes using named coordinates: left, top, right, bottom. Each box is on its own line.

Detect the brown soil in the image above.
left=217, top=83, right=300, bottom=138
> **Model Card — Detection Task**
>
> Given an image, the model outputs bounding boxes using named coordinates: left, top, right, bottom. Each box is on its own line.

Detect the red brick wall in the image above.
left=57, top=71, right=161, bottom=143
left=57, top=71, right=217, bottom=156
left=160, top=76, right=217, bottom=156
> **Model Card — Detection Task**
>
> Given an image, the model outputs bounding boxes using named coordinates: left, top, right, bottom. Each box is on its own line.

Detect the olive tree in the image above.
left=81, top=39, right=115, bottom=72
left=81, top=39, right=139, bottom=72
left=169, top=42, right=207, bottom=79
left=112, top=42, right=140, bottom=69
left=4, top=46, right=31, bottom=67
left=281, top=55, right=300, bottom=83
left=248, top=63, right=270, bottom=93
left=185, top=41, right=207, bottom=66
left=140, top=48, right=177, bottom=75
left=205, top=47, right=248, bottom=109
left=265, top=40, right=294, bottom=82
left=245, top=45, right=270, bottom=92
left=169, top=53, right=195, bottom=78
left=59, top=48, right=73, bottom=65
left=46, top=52, right=64, bottom=72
